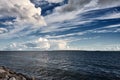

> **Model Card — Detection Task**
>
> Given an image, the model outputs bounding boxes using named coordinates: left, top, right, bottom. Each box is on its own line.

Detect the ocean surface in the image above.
left=0, top=51, right=120, bottom=80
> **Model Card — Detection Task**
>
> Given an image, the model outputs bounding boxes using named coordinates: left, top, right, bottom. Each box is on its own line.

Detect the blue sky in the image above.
left=0, top=0, right=120, bottom=51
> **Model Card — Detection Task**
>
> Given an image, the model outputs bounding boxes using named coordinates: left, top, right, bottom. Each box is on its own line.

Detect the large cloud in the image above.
left=0, top=0, right=46, bottom=26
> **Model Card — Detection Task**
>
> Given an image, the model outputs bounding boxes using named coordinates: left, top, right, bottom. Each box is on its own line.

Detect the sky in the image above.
left=0, top=0, right=120, bottom=51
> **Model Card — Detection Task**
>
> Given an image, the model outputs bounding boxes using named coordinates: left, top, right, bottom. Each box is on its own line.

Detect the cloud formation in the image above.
left=57, top=0, right=120, bottom=12
left=0, top=0, right=46, bottom=26
left=0, top=28, right=8, bottom=34
left=4, top=37, right=68, bottom=50
left=0, top=0, right=120, bottom=51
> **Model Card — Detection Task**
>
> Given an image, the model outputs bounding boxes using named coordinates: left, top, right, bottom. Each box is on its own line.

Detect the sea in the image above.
left=0, top=51, right=120, bottom=80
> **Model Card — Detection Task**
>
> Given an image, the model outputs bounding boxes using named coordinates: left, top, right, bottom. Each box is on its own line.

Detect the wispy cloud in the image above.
left=0, top=28, right=8, bottom=34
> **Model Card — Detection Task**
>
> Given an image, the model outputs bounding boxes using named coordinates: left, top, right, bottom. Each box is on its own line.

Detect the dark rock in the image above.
left=0, top=66, right=34, bottom=80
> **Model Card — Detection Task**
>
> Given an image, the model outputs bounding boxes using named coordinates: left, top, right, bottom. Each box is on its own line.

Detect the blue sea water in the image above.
left=0, top=51, right=120, bottom=80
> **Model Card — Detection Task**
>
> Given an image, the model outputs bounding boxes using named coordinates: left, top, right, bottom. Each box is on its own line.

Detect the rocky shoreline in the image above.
left=0, top=66, right=34, bottom=80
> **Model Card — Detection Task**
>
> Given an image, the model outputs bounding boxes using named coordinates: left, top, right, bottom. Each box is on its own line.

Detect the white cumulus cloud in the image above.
left=0, top=0, right=46, bottom=26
